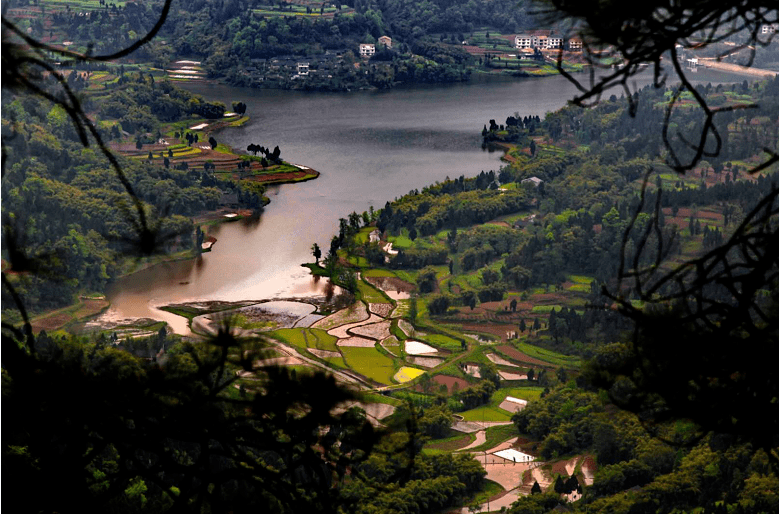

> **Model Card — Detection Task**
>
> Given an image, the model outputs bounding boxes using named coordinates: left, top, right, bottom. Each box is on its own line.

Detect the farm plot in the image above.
left=268, top=328, right=339, bottom=353
left=408, top=356, right=445, bottom=368
left=310, top=302, right=369, bottom=330
left=496, top=345, right=559, bottom=368
left=513, top=343, right=581, bottom=368
left=486, top=353, right=521, bottom=367
left=393, top=366, right=425, bottom=383
left=350, top=320, right=392, bottom=341
left=404, top=340, right=439, bottom=355
left=381, top=336, right=401, bottom=356
left=368, top=303, right=394, bottom=317
left=340, top=346, right=397, bottom=385
left=327, top=314, right=384, bottom=339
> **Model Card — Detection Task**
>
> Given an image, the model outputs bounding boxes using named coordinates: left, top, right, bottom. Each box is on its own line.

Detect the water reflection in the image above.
left=106, top=71, right=743, bottom=334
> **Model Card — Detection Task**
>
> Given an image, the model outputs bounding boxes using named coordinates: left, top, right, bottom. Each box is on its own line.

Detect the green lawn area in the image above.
left=466, top=479, right=505, bottom=508
left=387, top=231, right=414, bottom=249
left=340, top=346, right=397, bottom=385
left=424, top=430, right=476, bottom=452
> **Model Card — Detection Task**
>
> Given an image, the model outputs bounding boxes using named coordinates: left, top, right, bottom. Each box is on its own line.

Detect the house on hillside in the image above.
left=567, top=38, right=583, bottom=51
left=359, top=43, right=375, bottom=57
left=521, top=176, right=544, bottom=187
left=297, top=62, right=309, bottom=76
left=546, top=35, right=563, bottom=49
left=515, top=34, right=534, bottom=49
left=514, top=213, right=538, bottom=229
left=378, top=35, right=392, bottom=48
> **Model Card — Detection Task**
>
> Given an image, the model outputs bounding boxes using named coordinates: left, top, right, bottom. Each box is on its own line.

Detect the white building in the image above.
left=359, top=43, right=375, bottom=57
left=515, top=34, right=534, bottom=49
left=297, top=62, right=309, bottom=76
left=546, top=35, right=563, bottom=49
left=521, top=176, right=544, bottom=187
left=761, top=23, right=778, bottom=34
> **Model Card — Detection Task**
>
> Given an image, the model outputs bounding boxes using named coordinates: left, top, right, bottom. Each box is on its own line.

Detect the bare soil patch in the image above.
left=350, top=320, right=392, bottom=340
left=368, top=303, right=393, bottom=317
left=499, top=371, right=527, bottom=381
left=31, top=313, right=73, bottom=332
left=456, top=323, right=517, bottom=342
left=486, top=353, right=521, bottom=367
left=336, top=336, right=376, bottom=347
left=433, top=375, right=470, bottom=393
left=312, top=302, right=369, bottom=330
left=364, top=276, right=414, bottom=295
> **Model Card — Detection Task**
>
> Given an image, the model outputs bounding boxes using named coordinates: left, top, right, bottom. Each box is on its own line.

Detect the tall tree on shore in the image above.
left=311, top=242, right=322, bottom=264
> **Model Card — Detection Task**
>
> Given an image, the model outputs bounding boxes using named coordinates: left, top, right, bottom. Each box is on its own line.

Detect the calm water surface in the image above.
left=105, top=71, right=740, bottom=333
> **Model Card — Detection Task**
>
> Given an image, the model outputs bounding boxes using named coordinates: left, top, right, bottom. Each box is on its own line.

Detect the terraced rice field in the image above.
left=340, top=346, right=397, bottom=385
left=311, top=303, right=369, bottom=330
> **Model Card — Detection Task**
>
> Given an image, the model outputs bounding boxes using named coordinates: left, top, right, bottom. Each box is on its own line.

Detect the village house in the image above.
left=514, top=34, right=534, bottom=49
left=297, top=62, right=309, bottom=76
left=359, top=43, right=376, bottom=57
left=761, top=23, right=778, bottom=34
left=567, top=38, right=583, bottom=51
left=546, top=35, right=563, bottom=49
left=521, top=176, right=544, bottom=187
left=378, top=36, right=392, bottom=48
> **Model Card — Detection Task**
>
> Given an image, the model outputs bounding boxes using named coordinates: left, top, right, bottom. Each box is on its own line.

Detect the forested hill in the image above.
left=9, top=0, right=543, bottom=89
left=0, top=75, right=266, bottom=316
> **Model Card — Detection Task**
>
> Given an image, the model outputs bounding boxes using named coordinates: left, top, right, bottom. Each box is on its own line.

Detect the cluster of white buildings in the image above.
left=514, top=33, right=582, bottom=51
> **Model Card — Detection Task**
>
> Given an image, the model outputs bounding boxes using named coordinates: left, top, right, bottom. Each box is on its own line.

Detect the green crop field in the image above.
left=340, top=346, right=397, bottom=385
left=515, top=342, right=581, bottom=368
left=531, top=304, right=562, bottom=313
left=422, top=333, right=463, bottom=352
left=458, top=405, right=513, bottom=422
left=496, top=386, right=544, bottom=403
left=363, top=268, right=396, bottom=278
left=269, top=328, right=339, bottom=352
left=357, top=280, right=390, bottom=304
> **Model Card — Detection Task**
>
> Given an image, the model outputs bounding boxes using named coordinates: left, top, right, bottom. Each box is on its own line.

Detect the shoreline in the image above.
left=697, top=58, right=778, bottom=78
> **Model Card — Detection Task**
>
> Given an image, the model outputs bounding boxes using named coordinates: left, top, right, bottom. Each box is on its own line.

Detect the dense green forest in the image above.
left=1, top=74, right=265, bottom=314
left=3, top=0, right=555, bottom=89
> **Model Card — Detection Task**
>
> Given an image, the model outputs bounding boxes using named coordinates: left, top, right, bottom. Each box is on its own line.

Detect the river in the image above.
left=104, top=70, right=743, bottom=334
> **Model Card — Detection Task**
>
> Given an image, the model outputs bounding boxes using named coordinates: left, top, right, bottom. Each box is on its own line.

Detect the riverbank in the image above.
left=698, top=58, right=778, bottom=78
